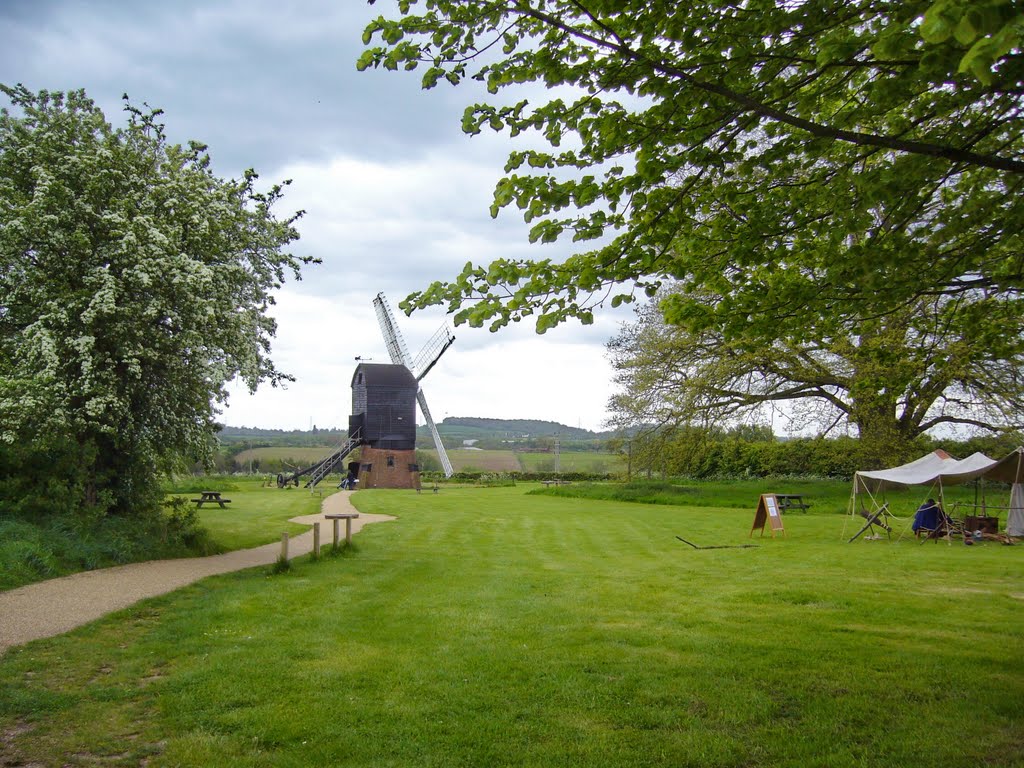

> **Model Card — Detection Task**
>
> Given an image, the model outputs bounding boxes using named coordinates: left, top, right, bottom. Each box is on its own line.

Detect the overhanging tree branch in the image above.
left=516, top=4, right=1024, bottom=174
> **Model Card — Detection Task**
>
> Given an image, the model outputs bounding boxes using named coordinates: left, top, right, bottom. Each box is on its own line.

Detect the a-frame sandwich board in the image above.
left=751, top=494, right=786, bottom=538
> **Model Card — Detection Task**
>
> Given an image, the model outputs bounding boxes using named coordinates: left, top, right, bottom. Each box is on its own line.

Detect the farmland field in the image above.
left=234, top=447, right=621, bottom=475
left=231, top=445, right=337, bottom=468
left=517, top=450, right=624, bottom=473
left=414, top=448, right=625, bottom=473
left=442, top=448, right=522, bottom=472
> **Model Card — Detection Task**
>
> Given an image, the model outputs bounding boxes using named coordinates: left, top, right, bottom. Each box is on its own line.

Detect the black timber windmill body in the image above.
left=277, top=293, right=455, bottom=489
left=349, top=363, right=418, bottom=451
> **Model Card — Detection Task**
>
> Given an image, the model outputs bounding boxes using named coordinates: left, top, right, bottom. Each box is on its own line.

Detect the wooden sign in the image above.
left=751, top=494, right=786, bottom=538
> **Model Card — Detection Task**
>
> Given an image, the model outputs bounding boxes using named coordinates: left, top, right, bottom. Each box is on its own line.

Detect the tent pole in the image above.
left=844, top=475, right=861, bottom=540
left=939, top=478, right=953, bottom=545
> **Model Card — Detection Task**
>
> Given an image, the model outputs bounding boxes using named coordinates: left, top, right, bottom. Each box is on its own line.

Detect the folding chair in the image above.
left=917, top=511, right=965, bottom=543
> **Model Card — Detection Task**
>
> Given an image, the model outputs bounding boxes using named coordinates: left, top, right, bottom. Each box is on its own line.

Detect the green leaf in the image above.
left=355, top=51, right=376, bottom=72
left=921, top=9, right=953, bottom=43
left=355, top=0, right=1024, bottom=355
left=954, top=14, right=979, bottom=45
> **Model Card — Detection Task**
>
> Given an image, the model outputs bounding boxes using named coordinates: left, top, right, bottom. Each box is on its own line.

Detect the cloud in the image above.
left=3, top=0, right=632, bottom=435
left=0, top=0, right=469, bottom=173
left=273, top=146, right=554, bottom=296
left=219, top=286, right=621, bottom=434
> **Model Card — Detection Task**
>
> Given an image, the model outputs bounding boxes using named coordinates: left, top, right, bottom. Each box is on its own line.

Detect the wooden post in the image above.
left=345, top=517, right=353, bottom=544
left=280, top=532, right=290, bottom=562
left=333, top=518, right=341, bottom=547
left=313, top=522, right=321, bottom=557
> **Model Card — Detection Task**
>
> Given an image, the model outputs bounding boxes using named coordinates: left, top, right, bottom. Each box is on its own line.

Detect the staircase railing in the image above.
left=276, top=431, right=362, bottom=490
left=305, top=435, right=361, bottom=489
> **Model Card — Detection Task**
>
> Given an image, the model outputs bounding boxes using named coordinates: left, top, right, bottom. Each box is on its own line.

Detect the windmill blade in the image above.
left=373, top=292, right=414, bottom=369
left=417, top=388, right=453, bottom=477
left=413, top=323, right=455, bottom=382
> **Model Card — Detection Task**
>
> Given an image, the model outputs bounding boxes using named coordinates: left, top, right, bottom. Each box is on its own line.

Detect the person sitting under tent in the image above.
left=912, top=498, right=946, bottom=536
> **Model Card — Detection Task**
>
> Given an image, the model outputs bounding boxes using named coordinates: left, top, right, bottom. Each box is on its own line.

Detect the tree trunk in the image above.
left=851, top=406, right=917, bottom=469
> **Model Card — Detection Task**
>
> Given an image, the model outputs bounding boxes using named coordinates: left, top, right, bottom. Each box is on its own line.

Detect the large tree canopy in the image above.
left=0, top=86, right=311, bottom=515
left=608, top=285, right=1024, bottom=461
left=360, top=1, right=1024, bottom=344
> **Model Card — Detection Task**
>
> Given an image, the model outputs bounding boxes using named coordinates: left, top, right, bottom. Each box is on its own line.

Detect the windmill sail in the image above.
left=374, top=294, right=413, bottom=371
left=372, top=293, right=454, bottom=477
left=413, top=323, right=456, bottom=382
left=416, top=390, right=451, bottom=476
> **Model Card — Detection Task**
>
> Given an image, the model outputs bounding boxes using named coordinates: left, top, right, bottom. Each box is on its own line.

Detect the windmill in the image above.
left=275, top=293, right=454, bottom=491
left=372, top=292, right=455, bottom=478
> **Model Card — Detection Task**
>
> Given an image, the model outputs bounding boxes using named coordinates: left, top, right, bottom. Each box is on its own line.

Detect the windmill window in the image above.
left=387, top=455, right=395, bottom=467
left=409, top=463, right=419, bottom=472
left=361, top=463, right=372, bottom=472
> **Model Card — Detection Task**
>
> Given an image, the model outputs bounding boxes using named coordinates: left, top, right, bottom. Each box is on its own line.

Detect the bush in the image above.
left=0, top=498, right=219, bottom=591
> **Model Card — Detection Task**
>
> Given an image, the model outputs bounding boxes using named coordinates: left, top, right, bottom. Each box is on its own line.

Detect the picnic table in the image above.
left=775, top=494, right=810, bottom=513
left=190, top=491, right=232, bottom=509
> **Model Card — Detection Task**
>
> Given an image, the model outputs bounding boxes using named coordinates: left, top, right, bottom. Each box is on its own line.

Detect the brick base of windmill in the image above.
left=355, top=447, right=421, bottom=490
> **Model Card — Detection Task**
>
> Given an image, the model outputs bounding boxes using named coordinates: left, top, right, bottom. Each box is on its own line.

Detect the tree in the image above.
left=0, top=86, right=312, bottom=516
left=359, top=1, right=1024, bottom=347
left=607, top=285, right=1024, bottom=463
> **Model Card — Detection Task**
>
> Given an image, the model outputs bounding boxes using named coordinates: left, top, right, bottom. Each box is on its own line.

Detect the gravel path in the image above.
left=0, top=491, right=393, bottom=655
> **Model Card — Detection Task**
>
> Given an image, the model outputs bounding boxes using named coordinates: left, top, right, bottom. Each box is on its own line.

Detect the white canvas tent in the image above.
left=986, top=448, right=1024, bottom=537
left=849, top=447, right=1024, bottom=540
left=1010, top=483, right=1024, bottom=538
left=854, top=450, right=1004, bottom=493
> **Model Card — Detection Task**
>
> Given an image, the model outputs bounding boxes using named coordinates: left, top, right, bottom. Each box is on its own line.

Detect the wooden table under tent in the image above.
left=845, top=447, right=1024, bottom=544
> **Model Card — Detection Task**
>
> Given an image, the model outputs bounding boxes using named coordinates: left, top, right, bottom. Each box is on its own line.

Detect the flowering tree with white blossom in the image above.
left=0, top=85, right=312, bottom=516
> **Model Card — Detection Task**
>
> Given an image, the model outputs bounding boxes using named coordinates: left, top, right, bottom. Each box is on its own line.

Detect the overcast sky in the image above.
left=1, top=0, right=637, bottom=433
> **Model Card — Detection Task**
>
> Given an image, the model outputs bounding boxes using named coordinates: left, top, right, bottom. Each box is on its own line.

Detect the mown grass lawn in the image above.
left=1, top=484, right=1021, bottom=767
left=184, top=478, right=336, bottom=550
left=536, top=477, right=998, bottom=518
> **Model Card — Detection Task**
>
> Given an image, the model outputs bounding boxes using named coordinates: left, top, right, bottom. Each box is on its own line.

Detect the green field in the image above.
left=231, top=445, right=337, bottom=468
left=1, top=483, right=1021, bottom=766
left=516, top=450, right=624, bottom=473
left=414, top=448, right=624, bottom=473
left=444, top=448, right=523, bottom=472
left=232, top=446, right=622, bottom=475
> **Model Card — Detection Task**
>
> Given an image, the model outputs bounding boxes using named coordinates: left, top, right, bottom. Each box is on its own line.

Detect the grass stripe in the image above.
left=0, top=483, right=1021, bottom=766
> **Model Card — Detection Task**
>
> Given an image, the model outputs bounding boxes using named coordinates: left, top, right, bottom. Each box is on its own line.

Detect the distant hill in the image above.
left=219, top=417, right=618, bottom=450
left=433, top=417, right=608, bottom=440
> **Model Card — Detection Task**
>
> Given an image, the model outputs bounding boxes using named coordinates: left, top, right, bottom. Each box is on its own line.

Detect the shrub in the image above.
left=0, top=497, right=219, bottom=590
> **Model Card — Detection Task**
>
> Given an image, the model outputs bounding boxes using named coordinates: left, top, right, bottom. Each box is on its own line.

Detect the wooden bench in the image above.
left=191, top=491, right=232, bottom=508
left=324, top=512, right=359, bottom=546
